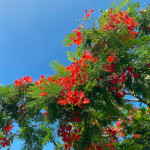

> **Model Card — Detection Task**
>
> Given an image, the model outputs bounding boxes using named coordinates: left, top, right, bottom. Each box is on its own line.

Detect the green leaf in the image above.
left=27, top=98, right=43, bottom=108
left=62, top=32, right=76, bottom=47
left=0, top=85, right=12, bottom=98
left=66, top=51, right=80, bottom=62
left=0, top=132, right=5, bottom=138
left=50, top=60, right=70, bottom=77
left=45, top=82, right=63, bottom=97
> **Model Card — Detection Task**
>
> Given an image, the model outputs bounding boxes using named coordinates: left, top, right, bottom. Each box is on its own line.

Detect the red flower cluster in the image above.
left=134, top=134, right=140, bottom=138
left=58, top=123, right=82, bottom=150
left=58, top=111, right=82, bottom=150
left=103, top=64, right=139, bottom=98
left=57, top=51, right=97, bottom=107
left=34, top=75, right=51, bottom=96
left=3, top=124, right=13, bottom=134
left=107, top=128, right=117, bottom=138
left=103, top=8, right=139, bottom=38
left=84, top=9, right=94, bottom=18
left=14, top=76, right=33, bottom=86
left=44, top=111, right=48, bottom=117
left=69, top=28, right=84, bottom=46
left=58, top=89, right=90, bottom=107
left=40, top=92, right=47, bottom=97
left=35, top=75, right=46, bottom=85
left=114, top=107, right=144, bottom=139
left=0, top=123, right=14, bottom=150
left=114, top=119, right=125, bottom=138
left=107, top=56, right=114, bottom=63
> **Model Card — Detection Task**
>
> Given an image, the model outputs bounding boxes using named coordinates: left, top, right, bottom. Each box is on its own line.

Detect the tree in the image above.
left=0, top=0, right=150, bottom=150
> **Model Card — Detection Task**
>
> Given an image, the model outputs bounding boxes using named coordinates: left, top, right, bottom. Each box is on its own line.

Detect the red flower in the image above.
left=41, top=75, right=44, bottom=79
left=44, top=111, right=48, bottom=117
left=76, top=38, right=82, bottom=45
left=110, top=80, right=116, bottom=84
left=117, top=93, right=123, bottom=98
left=47, top=76, right=53, bottom=82
left=75, top=134, right=81, bottom=140
left=129, top=110, right=133, bottom=113
left=82, top=98, right=90, bottom=104
left=3, top=123, right=14, bottom=133
left=127, top=67, right=133, bottom=72
left=84, top=9, right=94, bottom=18
left=106, top=63, right=116, bottom=73
left=135, top=134, right=140, bottom=138
left=56, top=51, right=97, bottom=108
left=90, top=9, right=94, bottom=14
left=40, top=92, right=47, bottom=97
left=133, top=72, right=139, bottom=79
left=148, top=63, right=150, bottom=68
left=107, top=56, right=114, bottom=63
left=14, top=76, right=33, bottom=86
left=103, top=10, right=139, bottom=39
left=67, top=125, right=72, bottom=132
left=122, top=90, right=126, bottom=96
left=70, top=30, right=83, bottom=46
left=76, top=31, right=81, bottom=37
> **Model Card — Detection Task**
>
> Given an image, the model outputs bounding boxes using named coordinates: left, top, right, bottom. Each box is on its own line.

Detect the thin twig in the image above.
left=123, top=99, right=140, bottom=102
left=127, top=91, right=142, bottom=102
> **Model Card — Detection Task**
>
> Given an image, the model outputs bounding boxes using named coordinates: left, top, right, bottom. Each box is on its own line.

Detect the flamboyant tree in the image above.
left=0, top=0, right=150, bottom=150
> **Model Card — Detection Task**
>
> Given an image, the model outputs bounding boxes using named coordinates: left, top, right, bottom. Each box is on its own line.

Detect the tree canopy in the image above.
left=0, top=0, right=150, bottom=150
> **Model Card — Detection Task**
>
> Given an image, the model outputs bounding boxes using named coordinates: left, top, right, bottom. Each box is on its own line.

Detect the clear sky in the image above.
left=0, top=0, right=149, bottom=149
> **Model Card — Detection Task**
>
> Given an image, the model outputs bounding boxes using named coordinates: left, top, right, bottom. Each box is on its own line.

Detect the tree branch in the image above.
left=126, top=91, right=142, bottom=102
left=123, top=99, right=140, bottom=102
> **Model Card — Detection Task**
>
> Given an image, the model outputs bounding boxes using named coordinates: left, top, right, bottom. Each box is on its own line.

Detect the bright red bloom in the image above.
left=44, top=111, right=48, bottom=117
left=90, top=9, right=94, bottom=14
left=103, top=9, right=139, bottom=39
left=76, top=31, right=81, bottom=37
left=58, top=89, right=89, bottom=108
left=41, top=75, right=44, bottom=79
left=82, top=98, right=90, bottom=104
left=148, top=63, right=150, bottom=68
left=108, top=56, right=114, bottom=63
left=70, top=30, right=83, bottom=46
left=47, top=76, right=53, bottom=82
left=3, top=124, right=14, bottom=133
left=84, top=9, right=94, bottom=18
left=135, top=134, right=140, bottom=138
left=56, top=51, right=97, bottom=107
left=0, top=123, right=14, bottom=149
left=41, top=87, right=45, bottom=90
left=14, top=76, right=33, bottom=86
left=129, top=110, right=133, bottom=113
left=40, top=92, right=47, bottom=97
left=76, top=38, right=82, bottom=45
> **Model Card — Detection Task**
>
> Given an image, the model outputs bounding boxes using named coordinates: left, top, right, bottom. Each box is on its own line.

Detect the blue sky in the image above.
left=0, top=0, right=149, bottom=149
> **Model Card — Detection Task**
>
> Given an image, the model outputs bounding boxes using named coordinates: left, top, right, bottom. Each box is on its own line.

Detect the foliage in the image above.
left=0, top=0, right=150, bottom=150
